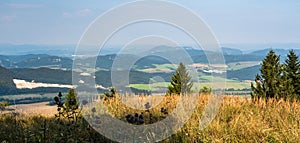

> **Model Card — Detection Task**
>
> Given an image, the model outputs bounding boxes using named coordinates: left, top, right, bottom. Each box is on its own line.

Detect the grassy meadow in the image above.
left=130, top=76, right=251, bottom=91
left=1, top=94, right=300, bottom=142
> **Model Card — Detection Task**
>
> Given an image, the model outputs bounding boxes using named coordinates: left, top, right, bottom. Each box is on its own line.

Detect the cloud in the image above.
left=6, top=3, right=43, bottom=8
left=63, top=9, right=92, bottom=18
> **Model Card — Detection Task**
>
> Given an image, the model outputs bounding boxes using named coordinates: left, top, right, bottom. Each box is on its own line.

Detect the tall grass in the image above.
left=1, top=95, right=300, bottom=142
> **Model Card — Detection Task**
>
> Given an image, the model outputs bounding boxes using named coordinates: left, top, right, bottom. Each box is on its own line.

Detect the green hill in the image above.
left=12, top=67, right=74, bottom=84
left=227, top=65, right=260, bottom=81
left=0, top=66, right=17, bottom=94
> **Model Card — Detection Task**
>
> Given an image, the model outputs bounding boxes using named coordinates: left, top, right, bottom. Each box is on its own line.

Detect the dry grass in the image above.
left=1, top=95, right=300, bottom=142
left=4, top=102, right=57, bottom=117
left=194, top=96, right=300, bottom=142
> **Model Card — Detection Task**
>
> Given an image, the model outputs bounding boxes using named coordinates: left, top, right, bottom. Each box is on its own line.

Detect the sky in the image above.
left=0, top=0, right=300, bottom=48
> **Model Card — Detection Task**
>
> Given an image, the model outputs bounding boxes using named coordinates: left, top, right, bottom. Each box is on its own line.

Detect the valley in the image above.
left=1, top=45, right=297, bottom=104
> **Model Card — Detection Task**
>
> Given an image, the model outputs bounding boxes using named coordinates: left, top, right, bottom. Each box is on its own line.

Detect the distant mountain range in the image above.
left=2, top=43, right=300, bottom=56
left=0, top=46, right=264, bottom=69
left=1, top=44, right=300, bottom=95
left=0, top=44, right=75, bottom=57
left=0, top=54, right=72, bottom=69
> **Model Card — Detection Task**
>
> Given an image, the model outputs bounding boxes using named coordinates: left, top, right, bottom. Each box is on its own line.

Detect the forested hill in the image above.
left=0, top=54, right=72, bottom=69
left=0, top=66, right=17, bottom=94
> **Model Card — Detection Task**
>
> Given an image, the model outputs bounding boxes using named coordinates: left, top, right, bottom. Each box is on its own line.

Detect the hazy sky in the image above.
left=0, top=0, right=300, bottom=46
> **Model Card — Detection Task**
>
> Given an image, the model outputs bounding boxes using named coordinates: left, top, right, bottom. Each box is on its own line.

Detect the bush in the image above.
left=0, top=101, right=9, bottom=111
left=199, top=86, right=211, bottom=94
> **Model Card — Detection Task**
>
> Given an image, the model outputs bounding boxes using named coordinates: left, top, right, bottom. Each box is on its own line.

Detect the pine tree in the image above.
left=167, top=62, right=193, bottom=95
left=279, top=66, right=294, bottom=100
left=251, top=74, right=266, bottom=99
left=284, top=50, right=300, bottom=100
left=251, top=50, right=282, bottom=99
left=65, top=88, right=78, bottom=111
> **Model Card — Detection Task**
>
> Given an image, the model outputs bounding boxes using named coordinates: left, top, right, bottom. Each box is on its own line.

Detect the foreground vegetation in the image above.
left=1, top=94, right=300, bottom=142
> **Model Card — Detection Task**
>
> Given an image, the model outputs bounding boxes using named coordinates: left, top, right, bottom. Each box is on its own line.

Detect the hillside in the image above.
left=14, top=55, right=72, bottom=69
left=0, top=54, right=73, bottom=69
left=9, top=67, right=172, bottom=89
left=12, top=67, right=74, bottom=84
left=0, top=67, right=72, bottom=95
left=227, top=65, right=261, bottom=80
left=0, top=66, right=17, bottom=94
left=222, top=47, right=243, bottom=55
left=95, top=70, right=172, bottom=87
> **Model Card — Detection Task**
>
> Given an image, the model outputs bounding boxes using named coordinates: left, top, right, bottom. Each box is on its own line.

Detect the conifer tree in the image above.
left=284, top=50, right=300, bottom=100
left=167, top=62, right=193, bottom=95
left=251, top=74, right=266, bottom=99
left=251, top=50, right=282, bottom=99
left=65, top=88, right=78, bottom=111
left=279, top=69, right=295, bottom=100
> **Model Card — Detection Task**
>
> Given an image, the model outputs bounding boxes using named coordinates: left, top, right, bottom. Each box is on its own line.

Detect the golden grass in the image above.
left=5, top=102, right=57, bottom=117
left=1, top=95, right=300, bottom=142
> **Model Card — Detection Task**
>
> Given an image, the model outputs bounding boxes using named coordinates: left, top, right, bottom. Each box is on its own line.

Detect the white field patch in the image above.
left=13, top=79, right=74, bottom=89
left=190, top=63, right=227, bottom=74
left=13, top=79, right=108, bottom=90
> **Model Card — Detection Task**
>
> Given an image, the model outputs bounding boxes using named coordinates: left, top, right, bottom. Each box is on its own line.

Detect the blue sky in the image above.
left=0, top=0, right=300, bottom=46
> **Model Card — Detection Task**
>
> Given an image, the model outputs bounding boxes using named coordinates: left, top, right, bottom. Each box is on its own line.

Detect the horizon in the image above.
left=2, top=42, right=300, bottom=52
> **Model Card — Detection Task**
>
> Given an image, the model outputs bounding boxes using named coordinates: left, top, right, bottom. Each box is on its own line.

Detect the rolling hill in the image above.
left=227, top=65, right=261, bottom=81
left=12, top=68, right=74, bottom=84
left=1, top=45, right=298, bottom=95
left=0, top=54, right=73, bottom=69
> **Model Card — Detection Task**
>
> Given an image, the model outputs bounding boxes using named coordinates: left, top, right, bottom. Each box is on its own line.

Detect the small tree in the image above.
left=251, top=50, right=282, bottom=99
left=64, top=88, right=78, bottom=111
left=167, top=62, right=193, bottom=95
left=54, top=89, right=80, bottom=124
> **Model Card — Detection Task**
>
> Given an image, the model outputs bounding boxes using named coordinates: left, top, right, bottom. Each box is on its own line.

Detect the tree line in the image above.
left=251, top=49, right=300, bottom=101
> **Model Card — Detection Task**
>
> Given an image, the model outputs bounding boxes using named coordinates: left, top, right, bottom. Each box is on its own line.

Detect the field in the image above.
left=2, top=102, right=56, bottom=117
left=0, top=93, right=57, bottom=100
left=130, top=75, right=252, bottom=91
left=1, top=94, right=300, bottom=142
left=227, top=61, right=260, bottom=71
left=138, top=64, right=176, bottom=73
left=137, top=62, right=260, bottom=73
left=0, top=93, right=61, bottom=105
